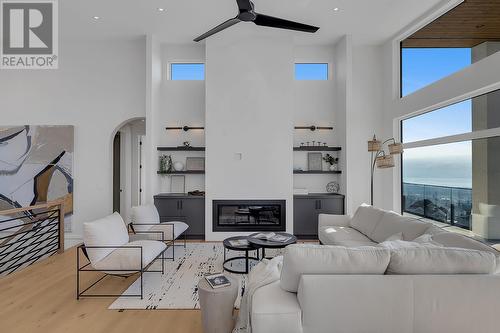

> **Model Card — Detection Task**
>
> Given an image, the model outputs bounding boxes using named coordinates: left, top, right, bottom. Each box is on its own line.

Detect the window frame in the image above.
left=399, top=88, right=500, bottom=218
left=294, top=62, right=330, bottom=81
left=168, top=62, right=205, bottom=81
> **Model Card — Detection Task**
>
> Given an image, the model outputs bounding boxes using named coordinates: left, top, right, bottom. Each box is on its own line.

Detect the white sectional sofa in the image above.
left=251, top=204, right=500, bottom=333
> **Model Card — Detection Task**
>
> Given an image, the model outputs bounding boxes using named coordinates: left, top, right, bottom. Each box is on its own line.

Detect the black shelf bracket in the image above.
left=294, top=125, right=333, bottom=131
left=165, top=126, right=205, bottom=132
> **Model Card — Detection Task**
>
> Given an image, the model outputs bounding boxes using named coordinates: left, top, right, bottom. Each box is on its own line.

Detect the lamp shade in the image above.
left=376, top=155, right=395, bottom=168
left=389, top=142, right=403, bottom=154
left=368, top=136, right=381, bottom=152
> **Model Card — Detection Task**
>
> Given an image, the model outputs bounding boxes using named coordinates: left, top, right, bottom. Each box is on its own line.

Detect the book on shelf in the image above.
left=229, top=239, right=249, bottom=247
left=205, top=273, right=231, bottom=289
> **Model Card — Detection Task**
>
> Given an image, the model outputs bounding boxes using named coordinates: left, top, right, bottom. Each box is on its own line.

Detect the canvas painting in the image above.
left=0, top=126, right=74, bottom=231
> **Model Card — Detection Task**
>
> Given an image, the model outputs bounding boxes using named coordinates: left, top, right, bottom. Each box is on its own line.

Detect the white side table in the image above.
left=198, top=275, right=238, bottom=333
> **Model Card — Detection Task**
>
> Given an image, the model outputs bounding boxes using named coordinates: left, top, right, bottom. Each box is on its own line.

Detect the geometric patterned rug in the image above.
left=108, top=242, right=272, bottom=310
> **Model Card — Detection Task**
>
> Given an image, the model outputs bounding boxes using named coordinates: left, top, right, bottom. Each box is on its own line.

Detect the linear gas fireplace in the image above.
left=213, top=200, right=286, bottom=232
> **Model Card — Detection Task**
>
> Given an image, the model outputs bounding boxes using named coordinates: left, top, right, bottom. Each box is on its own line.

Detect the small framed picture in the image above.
left=308, top=152, right=323, bottom=171
left=186, top=157, right=205, bottom=171
left=170, top=175, right=185, bottom=193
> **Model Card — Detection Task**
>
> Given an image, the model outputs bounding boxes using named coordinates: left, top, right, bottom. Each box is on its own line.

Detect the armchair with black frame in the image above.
left=76, top=212, right=168, bottom=300
left=128, top=205, right=189, bottom=260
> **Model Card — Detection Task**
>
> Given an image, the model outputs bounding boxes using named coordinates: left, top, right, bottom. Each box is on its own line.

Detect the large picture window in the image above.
left=401, top=89, right=500, bottom=238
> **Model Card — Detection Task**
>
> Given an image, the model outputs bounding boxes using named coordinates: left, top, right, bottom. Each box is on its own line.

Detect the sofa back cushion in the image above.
left=387, top=246, right=496, bottom=275
left=349, top=204, right=386, bottom=237
left=370, top=211, right=431, bottom=243
left=83, top=212, right=129, bottom=264
left=130, top=204, right=160, bottom=232
left=432, top=232, right=499, bottom=255
left=280, top=244, right=390, bottom=292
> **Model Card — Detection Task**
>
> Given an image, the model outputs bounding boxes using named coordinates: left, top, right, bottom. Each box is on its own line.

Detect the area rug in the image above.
left=108, top=242, right=279, bottom=310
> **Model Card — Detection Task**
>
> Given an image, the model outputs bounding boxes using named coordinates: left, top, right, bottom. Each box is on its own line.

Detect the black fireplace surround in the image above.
left=213, top=200, right=286, bottom=232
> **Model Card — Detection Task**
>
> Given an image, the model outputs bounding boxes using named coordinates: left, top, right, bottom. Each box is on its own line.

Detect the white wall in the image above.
left=293, top=45, right=341, bottom=193
left=346, top=45, right=385, bottom=212
left=0, top=39, right=146, bottom=246
left=156, top=44, right=206, bottom=193
left=205, top=26, right=294, bottom=241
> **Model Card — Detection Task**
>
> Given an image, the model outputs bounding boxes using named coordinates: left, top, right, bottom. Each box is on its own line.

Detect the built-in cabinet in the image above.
left=293, top=193, right=345, bottom=239
left=154, top=194, right=205, bottom=239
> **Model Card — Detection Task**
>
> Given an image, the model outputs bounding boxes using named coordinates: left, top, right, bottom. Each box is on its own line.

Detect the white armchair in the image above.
left=77, top=212, right=167, bottom=299
left=129, top=204, right=189, bottom=260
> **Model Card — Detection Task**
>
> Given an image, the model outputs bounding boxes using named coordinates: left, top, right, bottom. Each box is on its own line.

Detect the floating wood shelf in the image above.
left=293, top=170, right=342, bottom=174
left=157, top=147, right=205, bottom=151
left=293, top=146, right=341, bottom=151
left=157, top=171, right=205, bottom=175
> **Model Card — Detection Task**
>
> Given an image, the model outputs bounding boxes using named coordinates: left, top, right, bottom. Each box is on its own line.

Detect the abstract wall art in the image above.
left=0, top=125, right=74, bottom=231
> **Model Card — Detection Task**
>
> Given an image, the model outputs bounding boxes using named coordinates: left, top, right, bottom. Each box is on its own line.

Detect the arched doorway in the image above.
left=112, top=118, right=146, bottom=217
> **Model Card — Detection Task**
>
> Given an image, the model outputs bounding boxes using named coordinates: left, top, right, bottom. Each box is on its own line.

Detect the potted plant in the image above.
left=323, top=154, right=339, bottom=171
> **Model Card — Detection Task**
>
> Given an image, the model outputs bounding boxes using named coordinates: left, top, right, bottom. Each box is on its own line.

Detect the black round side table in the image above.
left=222, top=236, right=260, bottom=274
left=248, top=232, right=297, bottom=259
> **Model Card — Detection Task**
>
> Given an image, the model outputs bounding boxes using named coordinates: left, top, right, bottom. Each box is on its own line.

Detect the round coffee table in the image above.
left=248, top=232, right=297, bottom=259
left=223, top=236, right=260, bottom=274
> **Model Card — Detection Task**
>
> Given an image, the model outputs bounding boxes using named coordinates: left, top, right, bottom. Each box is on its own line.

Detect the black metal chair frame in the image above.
left=76, top=230, right=166, bottom=300
left=129, top=222, right=187, bottom=261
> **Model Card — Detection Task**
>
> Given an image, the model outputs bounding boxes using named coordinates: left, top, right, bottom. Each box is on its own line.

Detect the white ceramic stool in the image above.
left=198, top=275, right=238, bottom=333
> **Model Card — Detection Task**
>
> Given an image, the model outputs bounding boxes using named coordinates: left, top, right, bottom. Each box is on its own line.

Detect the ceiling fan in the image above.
left=193, top=0, right=319, bottom=42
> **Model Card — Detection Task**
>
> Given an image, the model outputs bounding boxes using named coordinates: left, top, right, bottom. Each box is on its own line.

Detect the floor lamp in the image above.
left=368, top=135, right=403, bottom=206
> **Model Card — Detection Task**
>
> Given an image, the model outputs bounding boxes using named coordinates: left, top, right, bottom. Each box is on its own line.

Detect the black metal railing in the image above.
left=402, top=182, right=472, bottom=229
left=0, top=200, right=65, bottom=276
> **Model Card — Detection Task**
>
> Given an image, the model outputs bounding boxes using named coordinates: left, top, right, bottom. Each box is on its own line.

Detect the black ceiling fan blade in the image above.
left=194, top=17, right=241, bottom=42
left=253, top=13, right=319, bottom=33
left=236, top=0, right=253, bottom=12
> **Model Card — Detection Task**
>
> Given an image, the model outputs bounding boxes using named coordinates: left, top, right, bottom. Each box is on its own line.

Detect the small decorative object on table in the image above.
left=183, top=141, right=191, bottom=148
left=205, top=273, right=231, bottom=289
left=323, top=153, right=339, bottom=171
left=308, top=152, right=323, bottom=171
left=326, top=181, right=340, bottom=194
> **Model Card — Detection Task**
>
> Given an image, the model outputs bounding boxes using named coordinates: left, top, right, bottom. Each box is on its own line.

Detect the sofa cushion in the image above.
left=130, top=204, right=161, bottom=232
left=149, top=222, right=189, bottom=240
left=387, top=246, right=496, bottom=275
left=83, top=212, right=129, bottom=264
left=319, top=226, right=377, bottom=247
left=370, top=211, right=431, bottom=243
left=431, top=232, right=499, bottom=255
left=252, top=281, right=302, bottom=333
left=280, top=244, right=390, bottom=292
left=93, top=240, right=166, bottom=274
left=349, top=204, right=385, bottom=237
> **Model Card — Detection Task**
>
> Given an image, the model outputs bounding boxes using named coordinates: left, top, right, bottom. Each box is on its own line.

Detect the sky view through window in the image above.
left=402, top=48, right=473, bottom=189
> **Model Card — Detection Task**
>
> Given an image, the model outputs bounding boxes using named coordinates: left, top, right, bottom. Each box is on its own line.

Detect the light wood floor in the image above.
left=0, top=246, right=202, bottom=333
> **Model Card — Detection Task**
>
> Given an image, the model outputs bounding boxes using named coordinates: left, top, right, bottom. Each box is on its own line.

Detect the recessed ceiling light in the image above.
left=333, top=7, right=339, bottom=11
left=157, top=7, right=165, bottom=12
left=92, top=16, right=101, bottom=20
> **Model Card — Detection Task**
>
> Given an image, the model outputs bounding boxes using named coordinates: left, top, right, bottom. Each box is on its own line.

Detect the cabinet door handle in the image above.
left=180, top=201, right=183, bottom=210
left=318, top=200, right=322, bottom=210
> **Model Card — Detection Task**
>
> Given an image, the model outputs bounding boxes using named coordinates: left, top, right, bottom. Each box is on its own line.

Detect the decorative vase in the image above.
left=173, top=161, right=184, bottom=171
